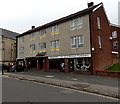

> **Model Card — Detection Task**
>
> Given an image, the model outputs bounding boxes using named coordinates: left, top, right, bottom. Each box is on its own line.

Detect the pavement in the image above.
left=3, top=70, right=120, bottom=99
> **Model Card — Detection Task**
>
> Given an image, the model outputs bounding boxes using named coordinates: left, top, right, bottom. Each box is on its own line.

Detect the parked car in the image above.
left=8, top=62, right=16, bottom=68
left=10, top=65, right=24, bottom=72
left=0, top=64, right=10, bottom=72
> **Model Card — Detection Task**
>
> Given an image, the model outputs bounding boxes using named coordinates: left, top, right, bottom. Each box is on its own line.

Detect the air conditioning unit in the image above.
left=109, top=37, right=112, bottom=40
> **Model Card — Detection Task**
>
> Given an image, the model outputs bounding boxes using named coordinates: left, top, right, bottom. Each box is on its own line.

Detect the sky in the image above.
left=0, top=0, right=119, bottom=34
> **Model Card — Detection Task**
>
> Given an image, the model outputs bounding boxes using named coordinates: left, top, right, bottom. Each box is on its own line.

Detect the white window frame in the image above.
left=51, top=25, right=59, bottom=32
left=112, top=31, right=117, bottom=38
left=78, top=35, right=84, bottom=47
left=70, top=17, right=83, bottom=30
left=97, top=17, right=101, bottom=29
left=70, top=19, right=76, bottom=30
left=98, top=35, right=102, bottom=49
left=113, top=40, right=118, bottom=49
left=50, top=41, right=55, bottom=48
left=50, top=40, right=60, bottom=48
left=71, top=37, right=77, bottom=48
left=77, top=17, right=83, bottom=29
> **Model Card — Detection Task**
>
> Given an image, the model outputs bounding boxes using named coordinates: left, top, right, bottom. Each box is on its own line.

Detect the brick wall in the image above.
left=90, top=5, right=113, bottom=73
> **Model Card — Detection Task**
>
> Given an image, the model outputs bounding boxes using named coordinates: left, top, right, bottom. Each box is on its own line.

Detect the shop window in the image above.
left=49, top=59, right=61, bottom=70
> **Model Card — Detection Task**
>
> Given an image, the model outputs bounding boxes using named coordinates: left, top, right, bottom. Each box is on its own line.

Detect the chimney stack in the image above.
left=88, top=2, right=94, bottom=8
left=32, top=26, right=35, bottom=29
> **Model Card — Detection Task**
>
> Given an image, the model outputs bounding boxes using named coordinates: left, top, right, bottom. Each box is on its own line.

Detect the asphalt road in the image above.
left=2, top=76, right=118, bottom=103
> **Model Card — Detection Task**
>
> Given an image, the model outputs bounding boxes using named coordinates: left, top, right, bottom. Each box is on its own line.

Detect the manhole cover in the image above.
left=72, top=84, right=90, bottom=88
left=45, top=75, right=54, bottom=78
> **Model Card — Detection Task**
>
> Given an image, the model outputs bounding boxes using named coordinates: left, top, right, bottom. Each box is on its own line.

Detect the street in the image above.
left=2, top=76, right=118, bottom=103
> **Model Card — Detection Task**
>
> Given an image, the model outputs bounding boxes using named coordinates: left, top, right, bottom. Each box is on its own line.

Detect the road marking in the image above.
left=4, top=75, right=119, bottom=101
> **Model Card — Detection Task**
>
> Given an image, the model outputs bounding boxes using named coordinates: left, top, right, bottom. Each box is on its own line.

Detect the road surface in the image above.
left=2, top=76, right=118, bottom=103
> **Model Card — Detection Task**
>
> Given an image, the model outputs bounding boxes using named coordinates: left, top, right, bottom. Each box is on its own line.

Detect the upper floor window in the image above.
left=39, top=43, right=46, bottom=49
left=30, top=44, right=36, bottom=51
left=71, top=35, right=84, bottom=48
left=29, top=33, right=35, bottom=38
left=97, top=17, right=101, bottom=29
left=40, top=29, right=46, bottom=35
left=70, top=17, right=83, bottom=30
left=113, top=40, right=118, bottom=49
left=19, top=47, right=24, bottom=53
left=50, top=25, right=59, bottom=32
left=71, top=37, right=77, bottom=48
left=98, top=35, right=102, bottom=49
left=78, top=35, right=84, bottom=47
left=19, top=36, right=24, bottom=42
left=50, top=40, right=60, bottom=48
left=112, top=31, right=117, bottom=38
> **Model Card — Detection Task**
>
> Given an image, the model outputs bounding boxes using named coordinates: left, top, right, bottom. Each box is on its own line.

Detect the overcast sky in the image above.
left=0, top=0, right=119, bottom=34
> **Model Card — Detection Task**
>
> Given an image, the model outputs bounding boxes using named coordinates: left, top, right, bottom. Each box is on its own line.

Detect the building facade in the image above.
left=17, top=2, right=114, bottom=74
left=0, top=28, right=19, bottom=65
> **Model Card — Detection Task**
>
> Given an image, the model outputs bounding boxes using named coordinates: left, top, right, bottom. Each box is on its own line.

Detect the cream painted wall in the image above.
left=18, top=14, right=91, bottom=58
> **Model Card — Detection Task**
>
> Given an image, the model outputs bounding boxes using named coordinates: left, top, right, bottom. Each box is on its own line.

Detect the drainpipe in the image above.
left=89, top=11, right=94, bottom=75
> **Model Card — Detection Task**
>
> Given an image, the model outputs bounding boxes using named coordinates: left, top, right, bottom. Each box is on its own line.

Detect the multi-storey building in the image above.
left=17, top=2, right=113, bottom=74
left=0, top=28, right=19, bottom=65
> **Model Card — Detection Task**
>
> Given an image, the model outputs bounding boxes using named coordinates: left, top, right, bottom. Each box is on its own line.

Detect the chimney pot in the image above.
left=32, top=26, right=35, bottom=29
left=88, top=2, right=94, bottom=7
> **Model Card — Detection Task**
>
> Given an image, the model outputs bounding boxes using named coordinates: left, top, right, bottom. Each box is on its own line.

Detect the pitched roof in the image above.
left=17, top=2, right=103, bottom=37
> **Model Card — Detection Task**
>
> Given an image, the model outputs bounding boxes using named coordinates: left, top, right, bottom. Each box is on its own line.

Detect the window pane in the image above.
left=71, top=37, right=77, bottom=48
left=97, top=17, right=101, bottom=29
left=77, top=17, right=83, bottom=29
left=112, top=31, right=117, bottom=38
left=43, top=43, right=46, bottom=49
left=78, top=35, right=84, bottom=48
left=98, top=35, right=102, bottom=48
left=56, top=40, right=59, bottom=47
left=33, top=44, right=35, bottom=50
left=113, top=41, right=118, bottom=49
